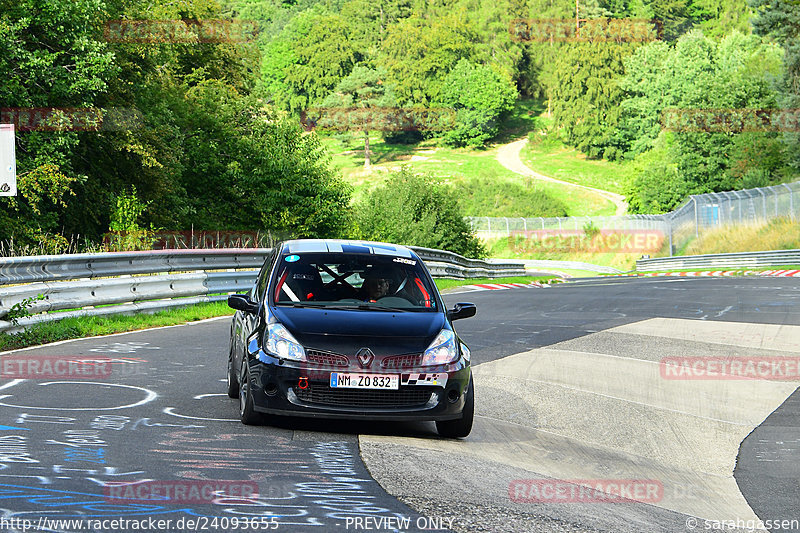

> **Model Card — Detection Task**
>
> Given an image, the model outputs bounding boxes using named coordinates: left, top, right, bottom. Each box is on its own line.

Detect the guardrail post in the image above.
left=732, top=190, right=742, bottom=223
left=773, top=186, right=779, bottom=217
left=667, top=215, right=674, bottom=256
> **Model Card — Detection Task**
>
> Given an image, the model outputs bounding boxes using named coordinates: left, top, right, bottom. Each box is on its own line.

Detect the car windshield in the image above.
left=271, top=252, right=437, bottom=311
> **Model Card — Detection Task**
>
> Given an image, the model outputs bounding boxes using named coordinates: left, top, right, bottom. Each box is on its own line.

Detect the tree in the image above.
left=750, top=0, right=800, bottom=171
left=381, top=11, right=475, bottom=105
left=0, top=0, right=116, bottom=246
left=357, top=168, right=486, bottom=258
left=550, top=40, right=639, bottom=160
left=620, top=31, right=786, bottom=212
left=436, top=60, right=517, bottom=147
left=261, top=10, right=356, bottom=112
left=321, top=66, right=398, bottom=167
left=340, top=0, right=413, bottom=57
left=180, top=80, right=352, bottom=237
left=688, top=0, right=752, bottom=38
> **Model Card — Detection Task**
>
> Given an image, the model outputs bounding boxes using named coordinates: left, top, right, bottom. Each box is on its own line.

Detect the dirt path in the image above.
left=496, top=138, right=628, bottom=215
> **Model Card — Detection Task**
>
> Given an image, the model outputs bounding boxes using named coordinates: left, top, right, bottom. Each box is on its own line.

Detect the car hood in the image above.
left=272, top=306, right=445, bottom=355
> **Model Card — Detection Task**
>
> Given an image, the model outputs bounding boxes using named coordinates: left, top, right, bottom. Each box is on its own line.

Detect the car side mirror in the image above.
left=447, top=302, right=476, bottom=321
left=228, top=294, right=259, bottom=315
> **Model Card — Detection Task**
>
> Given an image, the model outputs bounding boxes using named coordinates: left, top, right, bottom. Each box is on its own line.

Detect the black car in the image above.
left=227, top=239, right=477, bottom=438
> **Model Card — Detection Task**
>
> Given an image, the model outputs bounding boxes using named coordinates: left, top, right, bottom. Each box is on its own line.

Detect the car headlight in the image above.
left=265, top=323, right=306, bottom=361
left=421, top=330, right=458, bottom=366
left=460, top=342, right=471, bottom=362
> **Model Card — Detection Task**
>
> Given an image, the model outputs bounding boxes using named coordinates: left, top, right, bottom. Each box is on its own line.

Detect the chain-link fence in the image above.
left=468, top=181, right=800, bottom=256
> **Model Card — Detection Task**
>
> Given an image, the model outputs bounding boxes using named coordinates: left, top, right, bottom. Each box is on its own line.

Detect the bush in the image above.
left=436, top=60, right=517, bottom=147
left=356, top=167, right=486, bottom=258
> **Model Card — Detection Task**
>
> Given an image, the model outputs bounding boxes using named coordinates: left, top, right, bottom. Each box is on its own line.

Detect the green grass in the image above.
left=318, top=98, right=636, bottom=220
left=520, top=132, right=636, bottom=196
left=494, top=98, right=548, bottom=144
left=0, top=301, right=233, bottom=352
left=641, top=265, right=800, bottom=274
left=322, top=133, right=615, bottom=217
left=435, top=275, right=556, bottom=291
left=0, top=276, right=555, bottom=350
left=484, top=235, right=642, bottom=271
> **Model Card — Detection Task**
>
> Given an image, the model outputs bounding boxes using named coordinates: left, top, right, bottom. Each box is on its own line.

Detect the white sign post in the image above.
left=0, top=124, right=16, bottom=196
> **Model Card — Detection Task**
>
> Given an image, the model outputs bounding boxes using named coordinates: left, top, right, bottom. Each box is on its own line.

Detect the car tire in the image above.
left=436, top=376, right=474, bottom=439
left=227, top=346, right=240, bottom=399
left=239, top=360, right=260, bottom=425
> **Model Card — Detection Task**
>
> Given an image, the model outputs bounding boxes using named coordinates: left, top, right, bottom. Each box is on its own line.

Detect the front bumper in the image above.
left=245, top=350, right=471, bottom=421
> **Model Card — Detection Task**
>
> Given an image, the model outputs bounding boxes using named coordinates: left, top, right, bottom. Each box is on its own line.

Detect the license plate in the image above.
left=330, top=373, right=399, bottom=390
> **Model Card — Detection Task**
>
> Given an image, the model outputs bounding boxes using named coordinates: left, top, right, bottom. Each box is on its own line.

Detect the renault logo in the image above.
left=356, top=348, right=374, bottom=368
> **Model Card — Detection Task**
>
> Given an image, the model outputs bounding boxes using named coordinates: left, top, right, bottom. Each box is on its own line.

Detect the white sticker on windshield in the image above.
left=393, top=257, right=416, bottom=265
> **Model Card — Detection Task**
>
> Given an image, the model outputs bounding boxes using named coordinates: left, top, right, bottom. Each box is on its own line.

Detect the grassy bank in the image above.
left=680, top=218, right=800, bottom=256
left=0, top=301, right=233, bottom=352
left=520, top=124, right=635, bottom=196
left=323, top=134, right=616, bottom=217
left=0, top=276, right=553, bottom=351
left=484, top=236, right=646, bottom=271
left=320, top=98, right=623, bottom=217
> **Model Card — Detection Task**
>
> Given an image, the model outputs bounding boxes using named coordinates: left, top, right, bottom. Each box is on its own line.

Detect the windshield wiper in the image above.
left=354, top=303, right=410, bottom=312
left=276, top=302, right=330, bottom=308
left=276, top=301, right=410, bottom=312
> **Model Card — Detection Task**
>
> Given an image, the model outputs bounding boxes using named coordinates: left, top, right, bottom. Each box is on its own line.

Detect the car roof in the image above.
left=280, top=239, right=416, bottom=259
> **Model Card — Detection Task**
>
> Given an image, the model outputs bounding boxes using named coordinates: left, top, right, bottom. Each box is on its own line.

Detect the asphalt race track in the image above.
left=0, top=276, right=797, bottom=533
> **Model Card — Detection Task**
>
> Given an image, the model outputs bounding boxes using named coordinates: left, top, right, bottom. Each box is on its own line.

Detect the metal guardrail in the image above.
left=493, top=259, right=622, bottom=274
left=636, top=249, right=800, bottom=271
left=408, top=246, right=526, bottom=279
left=0, top=247, right=525, bottom=333
left=0, top=249, right=267, bottom=285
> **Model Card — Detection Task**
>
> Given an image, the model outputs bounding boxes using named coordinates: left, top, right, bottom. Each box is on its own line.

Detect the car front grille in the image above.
left=293, top=383, right=433, bottom=408
left=306, top=350, right=349, bottom=367
left=381, top=354, right=422, bottom=369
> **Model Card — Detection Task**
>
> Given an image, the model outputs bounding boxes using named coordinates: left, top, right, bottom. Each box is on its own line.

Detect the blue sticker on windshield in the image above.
left=285, top=255, right=300, bottom=263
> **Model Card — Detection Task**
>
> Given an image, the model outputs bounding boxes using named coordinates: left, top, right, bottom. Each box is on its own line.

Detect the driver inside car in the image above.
left=360, top=267, right=393, bottom=302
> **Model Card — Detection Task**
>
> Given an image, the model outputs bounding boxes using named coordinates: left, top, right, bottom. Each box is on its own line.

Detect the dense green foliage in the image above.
left=357, top=168, right=487, bottom=258
left=620, top=31, right=785, bottom=212
left=0, top=0, right=354, bottom=249
left=436, top=60, right=518, bottom=147
left=3, top=0, right=799, bottom=257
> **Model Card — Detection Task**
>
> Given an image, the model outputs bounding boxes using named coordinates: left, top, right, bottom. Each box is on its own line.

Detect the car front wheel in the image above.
left=227, top=346, right=239, bottom=398
left=436, top=376, right=474, bottom=438
left=239, top=360, right=260, bottom=425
